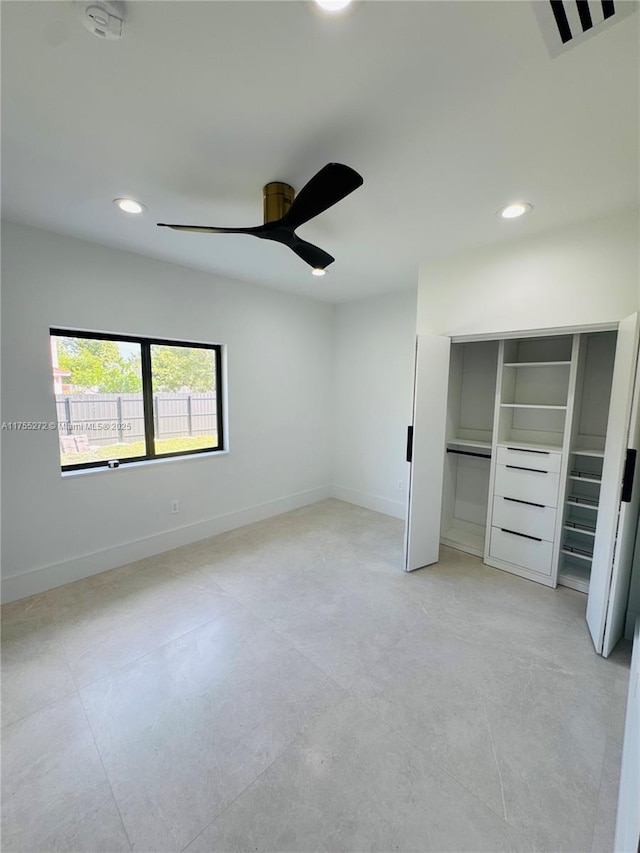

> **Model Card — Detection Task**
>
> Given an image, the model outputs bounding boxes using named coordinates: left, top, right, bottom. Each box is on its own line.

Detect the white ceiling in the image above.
left=1, top=0, right=638, bottom=302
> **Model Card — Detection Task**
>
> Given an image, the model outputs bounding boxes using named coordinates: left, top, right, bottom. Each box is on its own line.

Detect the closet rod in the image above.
left=446, top=449, right=491, bottom=460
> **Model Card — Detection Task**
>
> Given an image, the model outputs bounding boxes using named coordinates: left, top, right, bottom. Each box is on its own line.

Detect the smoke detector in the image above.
left=76, top=0, right=124, bottom=40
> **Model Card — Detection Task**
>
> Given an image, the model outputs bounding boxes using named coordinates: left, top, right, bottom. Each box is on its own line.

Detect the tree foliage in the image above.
left=56, top=337, right=142, bottom=393
left=150, top=346, right=216, bottom=393
left=55, top=338, right=216, bottom=394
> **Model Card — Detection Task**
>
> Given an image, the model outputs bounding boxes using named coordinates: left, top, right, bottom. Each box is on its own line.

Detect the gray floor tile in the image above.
left=268, top=560, right=428, bottom=688
left=1, top=695, right=131, bottom=852
left=185, top=696, right=532, bottom=853
left=80, top=608, right=345, bottom=852
left=350, top=576, right=624, bottom=850
left=591, top=735, right=623, bottom=853
left=46, top=560, right=238, bottom=687
left=1, top=500, right=629, bottom=853
left=1, top=594, right=76, bottom=727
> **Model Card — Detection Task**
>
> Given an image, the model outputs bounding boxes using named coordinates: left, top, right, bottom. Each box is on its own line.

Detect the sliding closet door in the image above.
left=405, top=334, right=450, bottom=572
left=587, top=312, right=640, bottom=655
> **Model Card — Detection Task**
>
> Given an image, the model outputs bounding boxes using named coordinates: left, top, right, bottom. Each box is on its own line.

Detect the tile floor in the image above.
left=1, top=499, right=631, bottom=852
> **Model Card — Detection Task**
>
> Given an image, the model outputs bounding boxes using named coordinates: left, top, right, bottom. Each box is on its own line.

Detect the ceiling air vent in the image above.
left=532, top=0, right=638, bottom=56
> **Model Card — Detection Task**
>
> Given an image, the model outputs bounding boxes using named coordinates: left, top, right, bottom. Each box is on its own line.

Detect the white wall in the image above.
left=1, top=222, right=333, bottom=601
left=332, top=289, right=417, bottom=519
left=418, top=208, right=639, bottom=337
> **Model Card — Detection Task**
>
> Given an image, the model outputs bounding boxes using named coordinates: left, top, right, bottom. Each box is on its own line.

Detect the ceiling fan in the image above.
left=157, top=163, right=363, bottom=273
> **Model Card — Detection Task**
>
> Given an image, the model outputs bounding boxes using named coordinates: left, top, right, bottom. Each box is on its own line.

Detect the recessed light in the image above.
left=314, top=0, right=352, bottom=12
left=498, top=202, right=533, bottom=219
left=113, top=198, right=146, bottom=214
left=311, top=268, right=327, bottom=277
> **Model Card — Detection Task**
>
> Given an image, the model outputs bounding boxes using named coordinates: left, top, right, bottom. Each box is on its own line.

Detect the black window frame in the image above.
left=50, top=329, right=224, bottom=472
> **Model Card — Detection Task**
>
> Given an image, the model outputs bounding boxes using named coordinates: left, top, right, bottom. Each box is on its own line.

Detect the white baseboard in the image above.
left=330, top=485, right=406, bottom=520
left=1, top=486, right=331, bottom=603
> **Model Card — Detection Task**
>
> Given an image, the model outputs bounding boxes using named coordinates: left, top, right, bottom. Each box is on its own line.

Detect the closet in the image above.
left=405, top=314, right=640, bottom=657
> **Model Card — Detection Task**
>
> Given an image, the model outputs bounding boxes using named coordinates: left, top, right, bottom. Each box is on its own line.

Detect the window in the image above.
left=50, top=330, right=224, bottom=471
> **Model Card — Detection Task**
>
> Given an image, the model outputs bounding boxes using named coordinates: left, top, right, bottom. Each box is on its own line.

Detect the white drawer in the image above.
left=489, top=526, right=554, bottom=576
left=492, top=495, right=557, bottom=541
left=496, top=445, right=562, bottom=473
left=494, top=464, right=560, bottom=508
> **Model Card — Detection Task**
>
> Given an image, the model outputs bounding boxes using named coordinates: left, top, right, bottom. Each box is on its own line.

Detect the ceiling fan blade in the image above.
left=290, top=237, right=335, bottom=270
left=157, top=223, right=260, bottom=234
left=283, top=163, right=363, bottom=229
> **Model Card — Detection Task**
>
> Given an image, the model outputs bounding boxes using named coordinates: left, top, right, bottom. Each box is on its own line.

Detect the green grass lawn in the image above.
left=60, top=434, right=217, bottom=466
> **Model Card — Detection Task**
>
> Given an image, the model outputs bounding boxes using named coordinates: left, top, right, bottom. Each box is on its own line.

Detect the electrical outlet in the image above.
left=171, top=500, right=179, bottom=514
left=397, top=480, right=404, bottom=492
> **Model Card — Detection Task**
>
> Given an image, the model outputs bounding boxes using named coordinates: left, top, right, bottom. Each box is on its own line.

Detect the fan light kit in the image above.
left=499, top=202, right=533, bottom=219
left=158, top=162, right=363, bottom=273
left=114, top=198, right=146, bottom=214
left=314, top=0, right=353, bottom=12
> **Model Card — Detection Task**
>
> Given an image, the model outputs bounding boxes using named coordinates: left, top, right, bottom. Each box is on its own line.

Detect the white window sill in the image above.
left=61, top=448, right=229, bottom=478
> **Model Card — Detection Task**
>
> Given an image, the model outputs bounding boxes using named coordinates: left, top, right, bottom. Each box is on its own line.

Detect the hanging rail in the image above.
left=446, top=448, right=491, bottom=460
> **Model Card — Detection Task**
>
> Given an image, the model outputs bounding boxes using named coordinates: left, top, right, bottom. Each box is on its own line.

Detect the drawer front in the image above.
left=494, top=464, right=560, bottom=508
left=492, top=495, right=557, bottom=541
left=489, top=526, right=554, bottom=576
left=496, top=445, right=562, bottom=473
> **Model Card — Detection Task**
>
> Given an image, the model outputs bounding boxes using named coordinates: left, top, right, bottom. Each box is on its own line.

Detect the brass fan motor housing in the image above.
left=263, top=182, right=295, bottom=224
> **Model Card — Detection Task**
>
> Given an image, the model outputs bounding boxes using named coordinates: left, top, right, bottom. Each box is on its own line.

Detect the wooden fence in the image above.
left=55, top=393, right=217, bottom=447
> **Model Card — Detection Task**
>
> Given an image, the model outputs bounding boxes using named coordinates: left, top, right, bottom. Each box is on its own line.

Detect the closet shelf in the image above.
left=561, top=547, right=593, bottom=562
left=503, top=361, right=571, bottom=368
left=566, top=497, right=599, bottom=510
left=500, top=403, right=567, bottom=410
left=569, top=474, right=602, bottom=484
left=564, top=522, right=596, bottom=537
left=446, top=438, right=492, bottom=451
left=572, top=448, right=605, bottom=458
